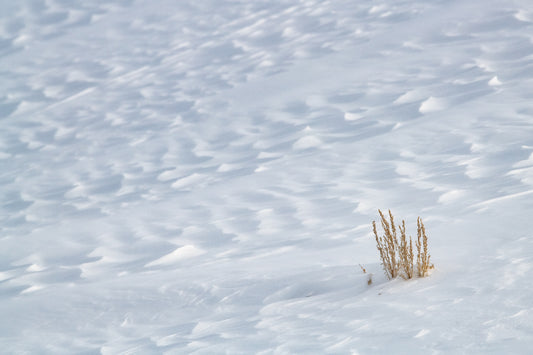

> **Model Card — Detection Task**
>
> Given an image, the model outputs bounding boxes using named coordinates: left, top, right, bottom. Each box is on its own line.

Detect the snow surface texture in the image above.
left=2, top=0, right=533, bottom=353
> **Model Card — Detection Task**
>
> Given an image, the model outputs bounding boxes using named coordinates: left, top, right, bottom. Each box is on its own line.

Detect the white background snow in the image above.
left=2, top=0, right=533, bottom=353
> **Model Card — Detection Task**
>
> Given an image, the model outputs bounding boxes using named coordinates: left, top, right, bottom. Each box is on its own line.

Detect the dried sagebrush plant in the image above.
left=416, top=217, right=432, bottom=277
left=372, top=210, right=399, bottom=279
left=372, top=210, right=433, bottom=280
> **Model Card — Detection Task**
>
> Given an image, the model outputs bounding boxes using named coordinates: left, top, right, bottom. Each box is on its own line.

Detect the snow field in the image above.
left=1, top=0, right=533, bottom=353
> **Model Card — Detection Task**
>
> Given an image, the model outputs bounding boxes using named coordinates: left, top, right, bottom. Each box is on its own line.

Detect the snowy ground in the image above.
left=2, top=0, right=533, bottom=353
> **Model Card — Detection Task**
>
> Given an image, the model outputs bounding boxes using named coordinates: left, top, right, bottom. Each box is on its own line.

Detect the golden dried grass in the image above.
left=416, top=217, right=432, bottom=277
left=372, top=209, right=433, bottom=280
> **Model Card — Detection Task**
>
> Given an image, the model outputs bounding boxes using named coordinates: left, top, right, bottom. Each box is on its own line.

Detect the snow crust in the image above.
left=2, top=0, right=533, bottom=353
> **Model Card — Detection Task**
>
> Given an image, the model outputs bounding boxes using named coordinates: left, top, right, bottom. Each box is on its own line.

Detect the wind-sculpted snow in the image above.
left=2, top=0, right=533, bottom=353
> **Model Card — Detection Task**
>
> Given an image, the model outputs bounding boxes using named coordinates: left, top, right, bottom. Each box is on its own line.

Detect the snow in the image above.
left=2, top=0, right=533, bottom=353
left=292, top=135, right=322, bottom=150
left=145, top=245, right=206, bottom=267
left=418, top=97, right=446, bottom=114
left=489, top=76, right=503, bottom=86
